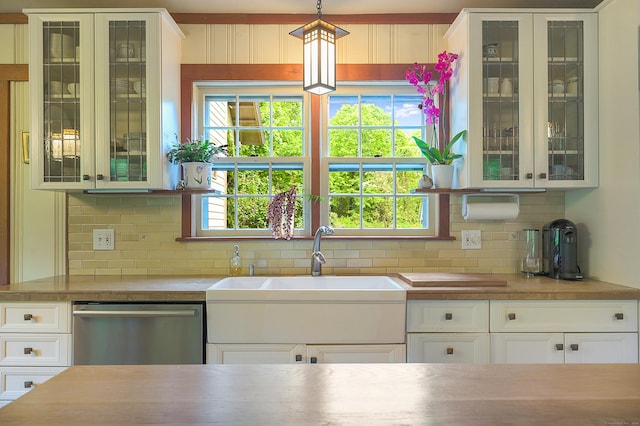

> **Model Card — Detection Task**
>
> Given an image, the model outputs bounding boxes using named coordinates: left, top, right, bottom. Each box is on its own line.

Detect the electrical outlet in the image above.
left=93, top=229, right=115, bottom=250
left=461, top=230, right=481, bottom=249
left=508, top=231, right=519, bottom=241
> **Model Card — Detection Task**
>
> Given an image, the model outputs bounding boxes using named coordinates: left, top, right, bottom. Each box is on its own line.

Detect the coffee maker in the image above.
left=542, top=219, right=583, bottom=280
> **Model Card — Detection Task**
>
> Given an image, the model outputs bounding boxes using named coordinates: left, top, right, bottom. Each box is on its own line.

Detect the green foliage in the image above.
left=412, top=129, right=466, bottom=165
left=167, top=137, right=227, bottom=164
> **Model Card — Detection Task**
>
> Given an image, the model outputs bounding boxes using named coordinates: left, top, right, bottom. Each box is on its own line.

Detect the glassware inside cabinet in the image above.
left=547, top=21, right=584, bottom=181
left=108, top=20, right=147, bottom=182
left=42, top=20, right=81, bottom=183
left=482, top=21, right=520, bottom=182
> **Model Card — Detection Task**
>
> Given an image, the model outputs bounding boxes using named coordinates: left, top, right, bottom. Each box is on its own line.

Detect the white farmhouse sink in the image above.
left=206, top=276, right=406, bottom=344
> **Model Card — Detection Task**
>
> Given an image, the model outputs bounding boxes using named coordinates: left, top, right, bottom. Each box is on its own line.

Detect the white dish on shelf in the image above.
left=50, top=33, right=76, bottom=59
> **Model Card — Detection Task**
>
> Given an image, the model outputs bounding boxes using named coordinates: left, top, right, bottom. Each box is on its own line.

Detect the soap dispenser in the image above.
left=230, top=244, right=241, bottom=276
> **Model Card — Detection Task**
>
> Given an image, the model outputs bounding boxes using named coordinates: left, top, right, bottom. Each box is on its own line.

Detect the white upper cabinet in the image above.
left=446, top=10, right=598, bottom=189
left=26, top=9, right=183, bottom=190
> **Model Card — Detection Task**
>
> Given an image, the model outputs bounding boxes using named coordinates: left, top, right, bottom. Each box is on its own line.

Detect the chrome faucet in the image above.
left=311, top=226, right=334, bottom=277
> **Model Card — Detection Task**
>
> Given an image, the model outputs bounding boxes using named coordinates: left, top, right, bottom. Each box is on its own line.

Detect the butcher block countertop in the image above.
left=0, top=273, right=638, bottom=301
left=1, top=364, right=640, bottom=425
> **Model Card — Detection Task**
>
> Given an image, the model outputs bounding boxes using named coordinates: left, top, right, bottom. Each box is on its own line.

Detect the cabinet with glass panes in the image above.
left=26, top=9, right=183, bottom=190
left=445, top=10, right=598, bottom=189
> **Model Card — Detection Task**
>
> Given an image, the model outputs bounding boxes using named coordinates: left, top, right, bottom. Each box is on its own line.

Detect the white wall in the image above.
left=566, top=0, right=640, bottom=287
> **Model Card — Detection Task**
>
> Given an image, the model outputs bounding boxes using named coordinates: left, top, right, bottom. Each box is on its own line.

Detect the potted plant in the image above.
left=407, top=51, right=466, bottom=188
left=167, top=137, right=227, bottom=189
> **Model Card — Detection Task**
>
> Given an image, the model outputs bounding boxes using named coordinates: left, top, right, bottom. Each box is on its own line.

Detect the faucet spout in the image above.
left=311, top=226, right=334, bottom=276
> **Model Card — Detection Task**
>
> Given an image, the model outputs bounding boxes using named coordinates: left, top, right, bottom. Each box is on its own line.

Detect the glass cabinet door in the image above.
left=107, top=20, right=148, bottom=183
left=41, top=20, right=83, bottom=184
left=481, top=20, right=522, bottom=183
left=544, top=20, right=585, bottom=182
left=534, top=14, right=597, bottom=188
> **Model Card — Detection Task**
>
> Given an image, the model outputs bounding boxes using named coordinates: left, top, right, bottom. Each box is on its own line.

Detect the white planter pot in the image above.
left=430, top=164, right=455, bottom=189
left=182, top=162, right=211, bottom=189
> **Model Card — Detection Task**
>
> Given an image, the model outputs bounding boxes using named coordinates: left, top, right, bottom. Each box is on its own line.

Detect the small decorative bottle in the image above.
left=230, top=244, right=241, bottom=276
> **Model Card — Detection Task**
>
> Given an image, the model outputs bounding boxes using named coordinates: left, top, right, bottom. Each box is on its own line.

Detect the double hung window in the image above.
left=193, top=82, right=436, bottom=238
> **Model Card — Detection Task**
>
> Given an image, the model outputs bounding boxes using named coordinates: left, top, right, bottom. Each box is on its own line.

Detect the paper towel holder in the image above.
left=461, top=193, right=519, bottom=220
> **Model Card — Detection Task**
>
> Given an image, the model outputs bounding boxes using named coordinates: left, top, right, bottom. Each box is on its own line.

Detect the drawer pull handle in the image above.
left=446, top=347, right=454, bottom=355
left=23, top=313, right=33, bottom=321
left=24, top=347, right=34, bottom=355
left=615, top=313, right=624, bottom=320
left=295, top=354, right=302, bottom=362
left=570, top=344, right=579, bottom=351
left=310, top=357, right=318, bottom=364
left=555, top=344, right=564, bottom=351
left=445, top=313, right=453, bottom=320
left=507, top=313, right=516, bottom=321
left=24, top=381, right=34, bottom=389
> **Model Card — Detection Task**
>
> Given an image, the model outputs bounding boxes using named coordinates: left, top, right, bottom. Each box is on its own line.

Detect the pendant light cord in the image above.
left=317, top=0, right=322, bottom=19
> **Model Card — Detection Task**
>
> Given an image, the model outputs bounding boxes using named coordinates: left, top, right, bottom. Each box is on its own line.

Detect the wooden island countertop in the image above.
left=1, top=363, right=640, bottom=425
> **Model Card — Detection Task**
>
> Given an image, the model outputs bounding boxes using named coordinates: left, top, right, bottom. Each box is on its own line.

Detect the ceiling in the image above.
left=5, top=0, right=605, bottom=14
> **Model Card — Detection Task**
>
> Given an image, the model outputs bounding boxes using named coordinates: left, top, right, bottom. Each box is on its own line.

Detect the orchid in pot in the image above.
left=406, top=51, right=466, bottom=188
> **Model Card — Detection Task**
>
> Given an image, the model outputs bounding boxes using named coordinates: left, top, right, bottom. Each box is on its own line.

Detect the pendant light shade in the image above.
left=290, top=1, right=348, bottom=95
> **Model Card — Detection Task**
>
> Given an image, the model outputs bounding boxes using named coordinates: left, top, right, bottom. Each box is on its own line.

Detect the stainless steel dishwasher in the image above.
left=73, top=302, right=204, bottom=365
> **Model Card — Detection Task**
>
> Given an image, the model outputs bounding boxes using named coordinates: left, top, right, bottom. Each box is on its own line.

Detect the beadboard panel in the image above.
left=180, top=23, right=449, bottom=65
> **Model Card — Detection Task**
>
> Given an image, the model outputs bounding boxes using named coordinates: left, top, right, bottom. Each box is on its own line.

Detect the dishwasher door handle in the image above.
left=73, top=309, right=198, bottom=318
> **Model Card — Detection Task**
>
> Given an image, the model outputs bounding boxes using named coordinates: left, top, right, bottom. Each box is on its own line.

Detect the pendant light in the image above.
left=289, top=0, right=349, bottom=95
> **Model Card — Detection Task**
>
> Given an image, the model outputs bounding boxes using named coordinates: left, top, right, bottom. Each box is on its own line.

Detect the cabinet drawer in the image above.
left=0, top=366, right=67, bottom=401
left=490, top=300, right=638, bottom=332
left=407, top=333, right=490, bottom=363
left=407, top=300, right=489, bottom=332
left=0, top=302, right=71, bottom=333
left=0, top=334, right=71, bottom=366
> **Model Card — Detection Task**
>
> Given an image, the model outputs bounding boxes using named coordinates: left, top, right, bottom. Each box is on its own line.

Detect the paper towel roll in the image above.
left=462, top=202, right=519, bottom=221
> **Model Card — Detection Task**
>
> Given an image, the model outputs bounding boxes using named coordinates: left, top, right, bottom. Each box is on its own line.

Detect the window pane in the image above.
left=362, top=169, right=393, bottom=194
left=329, top=129, right=358, bottom=157
left=237, top=197, right=269, bottom=229
left=396, top=197, right=427, bottom=229
left=361, top=95, right=392, bottom=126
left=273, top=129, right=303, bottom=157
left=362, top=196, right=393, bottom=228
left=329, top=169, right=360, bottom=194
left=329, top=196, right=360, bottom=228
left=362, top=128, right=392, bottom=157
left=272, top=169, right=303, bottom=194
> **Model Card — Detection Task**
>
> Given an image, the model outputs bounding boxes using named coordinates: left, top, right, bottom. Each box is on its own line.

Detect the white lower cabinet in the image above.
left=490, top=300, right=639, bottom=364
left=407, top=333, right=490, bottom=363
left=207, top=343, right=406, bottom=364
left=406, top=300, right=490, bottom=363
left=0, top=302, right=71, bottom=406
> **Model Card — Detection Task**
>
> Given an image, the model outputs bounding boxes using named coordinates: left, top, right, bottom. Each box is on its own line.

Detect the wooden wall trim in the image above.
left=1, top=12, right=455, bottom=26
left=0, top=64, right=29, bottom=81
left=0, top=65, right=28, bottom=284
left=0, top=13, right=27, bottom=24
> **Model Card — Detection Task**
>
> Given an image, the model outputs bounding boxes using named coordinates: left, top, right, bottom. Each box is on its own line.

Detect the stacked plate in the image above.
left=112, top=78, right=132, bottom=94
left=50, top=33, right=75, bottom=59
left=48, top=81, right=66, bottom=95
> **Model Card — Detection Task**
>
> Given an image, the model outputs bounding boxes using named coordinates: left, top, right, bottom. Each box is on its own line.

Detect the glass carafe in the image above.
left=522, top=228, right=541, bottom=276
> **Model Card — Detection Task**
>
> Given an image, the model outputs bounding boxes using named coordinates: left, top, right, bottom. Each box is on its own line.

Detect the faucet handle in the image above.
left=312, top=251, right=326, bottom=264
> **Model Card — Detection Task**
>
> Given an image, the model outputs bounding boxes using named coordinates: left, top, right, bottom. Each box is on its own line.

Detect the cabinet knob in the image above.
left=82, top=174, right=90, bottom=181
left=526, top=173, right=533, bottom=179
left=615, top=313, right=624, bottom=320
left=24, top=347, right=34, bottom=355
left=96, top=174, right=104, bottom=180
left=295, top=354, right=302, bottom=362
left=446, top=347, right=454, bottom=355
left=507, top=313, right=516, bottom=320
left=445, top=313, right=453, bottom=320
left=539, top=173, right=547, bottom=179
left=23, top=313, right=33, bottom=321
left=24, top=381, right=34, bottom=389
left=570, top=344, right=579, bottom=351
left=555, top=343, right=564, bottom=351
left=310, top=357, right=318, bottom=364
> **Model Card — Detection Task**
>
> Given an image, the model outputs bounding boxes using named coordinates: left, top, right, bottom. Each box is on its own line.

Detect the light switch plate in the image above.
left=93, top=229, right=115, bottom=250
left=461, top=230, right=481, bottom=249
